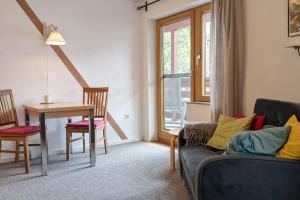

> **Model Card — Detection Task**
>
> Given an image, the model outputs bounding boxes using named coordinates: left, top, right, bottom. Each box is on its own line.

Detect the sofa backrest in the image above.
left=254, top=99, right=300, bottom=126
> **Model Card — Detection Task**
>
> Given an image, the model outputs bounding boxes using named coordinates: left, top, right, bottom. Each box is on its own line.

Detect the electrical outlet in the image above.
left=125, top=114, right=130, bottom=119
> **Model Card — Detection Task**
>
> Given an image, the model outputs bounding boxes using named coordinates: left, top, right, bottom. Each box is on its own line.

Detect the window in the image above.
left=203, top=12, right=211, bottom=96
left=194, top=5, right=211, bottom=102
left=157, top=5, right=211, bottom=142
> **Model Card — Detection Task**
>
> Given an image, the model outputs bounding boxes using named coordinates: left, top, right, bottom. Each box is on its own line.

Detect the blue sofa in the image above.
left=179, top=99, right=300, bottom=200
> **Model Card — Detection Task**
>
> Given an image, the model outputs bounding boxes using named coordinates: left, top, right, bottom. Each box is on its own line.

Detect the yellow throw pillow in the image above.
left=276, top=115, right=300, bottom=159
left=207, top=115, right=254, bottom=150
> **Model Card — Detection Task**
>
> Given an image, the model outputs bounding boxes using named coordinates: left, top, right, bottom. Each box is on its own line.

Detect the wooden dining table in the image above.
left=23, top=103, right=96, bottom=176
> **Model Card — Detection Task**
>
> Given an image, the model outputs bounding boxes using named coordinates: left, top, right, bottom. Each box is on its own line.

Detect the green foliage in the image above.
left=163, top=32, right=171, bottom=74
left=177, top=27, right=191, bottom=74
left=163, top=26, right=191, bottom=75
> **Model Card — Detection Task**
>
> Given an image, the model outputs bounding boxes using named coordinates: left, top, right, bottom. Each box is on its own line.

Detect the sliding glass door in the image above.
left=162, top=17, right=193, bottom=130
left=157, top=5, right=211, bottom=143
left=157, top=10, right=194, bottom=142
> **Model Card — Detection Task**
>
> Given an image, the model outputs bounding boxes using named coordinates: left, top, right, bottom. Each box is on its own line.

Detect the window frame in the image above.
left=194, top=4, right=211, bottom=102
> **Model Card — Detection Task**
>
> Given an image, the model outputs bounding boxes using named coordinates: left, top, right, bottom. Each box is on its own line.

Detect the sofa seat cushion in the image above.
left=66, top=120, right=105, bottom=128
left=0, top=126, right=40, bottom=136
left=180, top=146, right=223, bottom=196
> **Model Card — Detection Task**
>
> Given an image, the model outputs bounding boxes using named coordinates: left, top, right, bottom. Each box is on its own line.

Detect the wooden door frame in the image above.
left=156, top=10, right=195, bottom=143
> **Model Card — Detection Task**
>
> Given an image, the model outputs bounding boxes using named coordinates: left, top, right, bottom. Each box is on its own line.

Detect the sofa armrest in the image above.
left=179, top=122, right=217, bottom=148
left=195, top=155, right=300, bottom=200
left=178, top=128, right=186, bottom=148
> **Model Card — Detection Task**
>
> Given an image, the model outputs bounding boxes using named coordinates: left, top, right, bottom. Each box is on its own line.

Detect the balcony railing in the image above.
left=163, top=74, right=191, bottom=130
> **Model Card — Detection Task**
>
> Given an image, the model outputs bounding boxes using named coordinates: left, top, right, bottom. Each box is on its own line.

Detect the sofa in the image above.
left=178, top=99, right=300, bottom=200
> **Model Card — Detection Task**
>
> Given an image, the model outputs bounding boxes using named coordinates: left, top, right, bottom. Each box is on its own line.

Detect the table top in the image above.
left=168, top=129, right=180, bottom=136
left=24, top=103, right=95, bottom=113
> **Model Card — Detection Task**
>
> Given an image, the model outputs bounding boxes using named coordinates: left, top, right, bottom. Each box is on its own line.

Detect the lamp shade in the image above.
left=46, top=31, right=66, bottom=45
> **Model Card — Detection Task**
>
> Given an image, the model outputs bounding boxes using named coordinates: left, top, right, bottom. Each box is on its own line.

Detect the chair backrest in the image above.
left=83, top=87, right=109, bottom=119
left=0, top=89, right=18, bottom=126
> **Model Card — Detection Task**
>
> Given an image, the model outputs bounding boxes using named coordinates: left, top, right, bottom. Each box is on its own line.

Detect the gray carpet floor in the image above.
left=0, top=142, right=188, bottom=200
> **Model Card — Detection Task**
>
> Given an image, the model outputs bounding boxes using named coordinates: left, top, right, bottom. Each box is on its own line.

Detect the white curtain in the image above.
left=210, top=0, right=245, bottom=122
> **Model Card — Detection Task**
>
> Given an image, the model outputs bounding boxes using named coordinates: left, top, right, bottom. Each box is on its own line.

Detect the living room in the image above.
left=0, top=0, right=300, bottom=200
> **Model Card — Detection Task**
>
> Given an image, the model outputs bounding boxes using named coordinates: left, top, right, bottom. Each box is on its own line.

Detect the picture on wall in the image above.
left=289, top=0, right=300, bottom=36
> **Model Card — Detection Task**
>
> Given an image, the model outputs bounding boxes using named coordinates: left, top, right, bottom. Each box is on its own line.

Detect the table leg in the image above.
left=39, top=113, right=48, bottom=176
left=68, top=118, right=73, bottom=154
left=25, top=110, right=30, bottom=126
left=25, top=110, right=32, bottom=160
left=170, top=135, right=176, bottom=173
left=89, top=109, right=96, bottom=167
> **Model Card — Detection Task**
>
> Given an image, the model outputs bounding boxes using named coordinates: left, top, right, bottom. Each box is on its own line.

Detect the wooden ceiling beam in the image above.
left=16, top=0, right=43, bottom=34
left=15, top=0, right=128, bottom=140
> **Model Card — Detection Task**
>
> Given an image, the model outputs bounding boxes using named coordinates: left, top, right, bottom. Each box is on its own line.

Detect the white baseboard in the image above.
left=0, top=139, right=139, bottom=164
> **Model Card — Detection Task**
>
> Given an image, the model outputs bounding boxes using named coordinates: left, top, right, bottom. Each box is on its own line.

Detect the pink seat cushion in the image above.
left=66, top=120, right=105, bottom=128
left=0, top=126, right=41, bottom=135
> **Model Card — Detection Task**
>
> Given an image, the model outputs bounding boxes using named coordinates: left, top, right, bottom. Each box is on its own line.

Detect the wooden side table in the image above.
left=169, top=129, right=180, bottom=173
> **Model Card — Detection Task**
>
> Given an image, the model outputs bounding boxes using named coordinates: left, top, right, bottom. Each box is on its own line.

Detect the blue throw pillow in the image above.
left=225, top=127, right=291, bottom=156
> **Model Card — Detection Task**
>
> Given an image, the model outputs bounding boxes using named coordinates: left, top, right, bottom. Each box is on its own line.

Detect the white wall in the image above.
left=186, top=102, right=211, bottom=122
left=0, top=0, right=142, bottom=162
left=243, top=0, right=300, bottom=114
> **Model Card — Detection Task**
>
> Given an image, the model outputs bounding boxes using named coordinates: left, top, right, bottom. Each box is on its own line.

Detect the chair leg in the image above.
left=15, top=141, right=20, bottom=163
left=23, top=139, right=30, bottom=174
left=66, top=130, right=71, bottom=161
left=82, top=132, right=86, bottom=153
left=93, top=130, right=97, bottom=156
left=103, top=126, right=108, bottom=154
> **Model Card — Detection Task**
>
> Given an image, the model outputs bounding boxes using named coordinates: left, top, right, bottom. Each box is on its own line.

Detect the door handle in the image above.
left=196, top=54, right=201, bottom=66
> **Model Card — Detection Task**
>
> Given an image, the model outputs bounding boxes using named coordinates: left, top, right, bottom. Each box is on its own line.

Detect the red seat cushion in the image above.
left=0, top=126, right=41, bottom=135
left=66, top=120, right=105, bottom=128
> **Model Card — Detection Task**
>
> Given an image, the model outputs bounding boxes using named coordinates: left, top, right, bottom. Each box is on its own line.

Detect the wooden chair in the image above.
left=0, top=89, right=41, bottom=174
left=65, top=87, right=109, bottom=160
